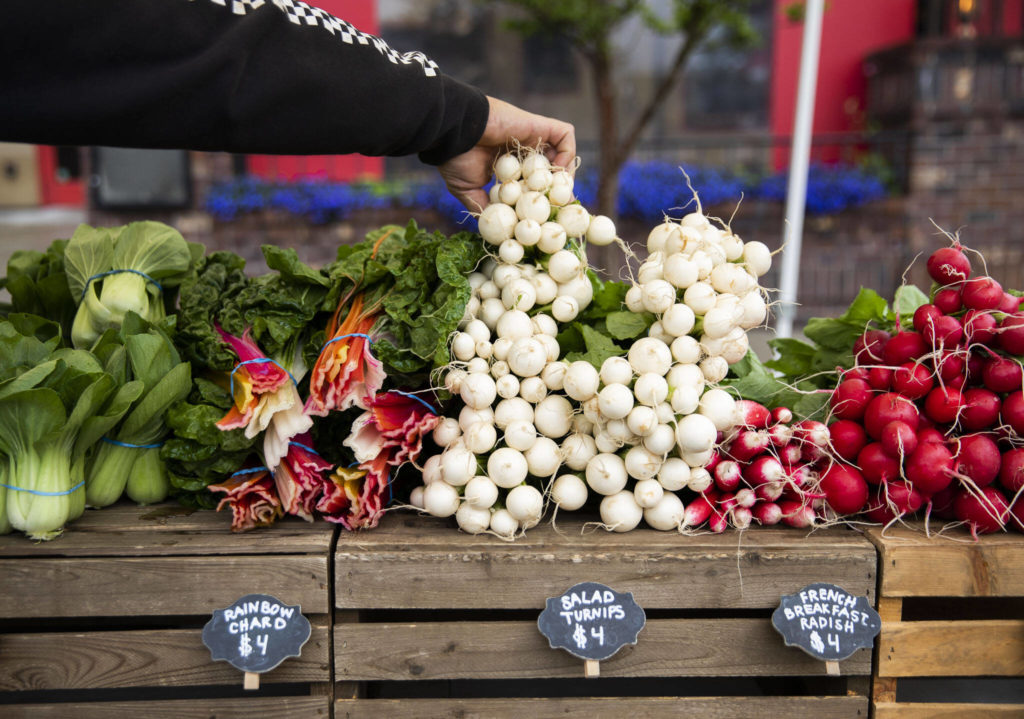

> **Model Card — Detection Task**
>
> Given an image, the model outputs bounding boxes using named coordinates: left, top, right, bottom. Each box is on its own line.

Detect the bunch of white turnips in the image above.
left=409, top=148, right=773, bottom=537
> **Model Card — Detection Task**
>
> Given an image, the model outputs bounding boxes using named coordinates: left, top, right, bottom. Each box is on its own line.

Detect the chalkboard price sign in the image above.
left=537, top=581, right=646, bottom=662
left=771, top=582, right=881, bottom=663
left=202, top=593, right=312, bottom=675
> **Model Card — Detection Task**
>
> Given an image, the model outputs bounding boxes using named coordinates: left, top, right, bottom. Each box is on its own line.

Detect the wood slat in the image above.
left=0, top=555, right=329, bottom=617
left=334, top=618, right=872, bottom=680
left=863, top=524, right=1024, bottom=597
left=877, top=619, right=1024, bottom=677
left=337, top=515, right=877, bottom=610
left=873, top=702, right=1024, bottom=718
left=0, top=625, right=329, bottom=691
left=335, top=696, right=868, bottom=719
left=0, top=503, right=334, bottom=558
left=4, top=697, right=330, bottom=718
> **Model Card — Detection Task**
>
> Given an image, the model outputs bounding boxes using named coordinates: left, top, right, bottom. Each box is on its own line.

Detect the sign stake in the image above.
left=244, top=671, right=260, bottom=690
left=825, top=660, right=840, bottom=676
left=584, top=659, right=600, bottom=679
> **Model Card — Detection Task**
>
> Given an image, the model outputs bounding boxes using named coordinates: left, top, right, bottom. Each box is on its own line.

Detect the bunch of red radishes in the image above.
left=696, top=400, right=834, bottom=531
left=822, top=242, right=1024, bottom=537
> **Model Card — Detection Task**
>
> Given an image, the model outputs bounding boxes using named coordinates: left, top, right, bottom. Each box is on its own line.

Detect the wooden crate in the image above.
left=864, top=523, right=1024, bottom=719
left=0, top=504, right=333, bottom=718
left=333, top=514, right=878, bottom=718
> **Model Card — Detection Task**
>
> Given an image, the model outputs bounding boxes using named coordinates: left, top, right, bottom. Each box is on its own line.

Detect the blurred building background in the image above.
left=2, top=0, right=1023, bottom=321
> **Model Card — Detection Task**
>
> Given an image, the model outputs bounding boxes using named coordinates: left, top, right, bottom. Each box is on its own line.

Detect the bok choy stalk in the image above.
left=65, top=222, right=196, bottom=348
left=86, top=320, right=192, bottom=507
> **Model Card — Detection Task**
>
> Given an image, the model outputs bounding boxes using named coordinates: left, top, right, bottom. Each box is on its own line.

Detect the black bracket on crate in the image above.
left=202, top=593, right=312, bottom=690
left=771, top=581, right=881, bottom=675
left=537, top=581, right=646, bottom=678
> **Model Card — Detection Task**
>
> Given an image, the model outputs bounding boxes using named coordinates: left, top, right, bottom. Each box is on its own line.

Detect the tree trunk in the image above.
left=591, top=49, right=622, bottom=218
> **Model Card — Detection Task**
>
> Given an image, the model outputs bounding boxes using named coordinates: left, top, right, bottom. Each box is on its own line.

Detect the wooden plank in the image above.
left=334, top=618, right=872, bottom=680
left=0, top=555, right=329, bottom=617
left=877, top=619, right=1024, bottom=677
left=335, top=696, right=868, bottom=719
left=0, top=504, right=334, bottom=558
left=0, top=625, right=330, bottom=690
left=4, top=697, right=330, bottom=718
left=863, top=524, right=1024, bottom=597
left=337, top=515, right=877, bottom=610
left=873, top=702, right=1024, bottom=718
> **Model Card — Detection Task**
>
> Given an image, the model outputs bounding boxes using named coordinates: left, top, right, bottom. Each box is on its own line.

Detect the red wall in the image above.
left=248, top=0, right=383, bottom=182
left=770, top=0, right=916, bottom=166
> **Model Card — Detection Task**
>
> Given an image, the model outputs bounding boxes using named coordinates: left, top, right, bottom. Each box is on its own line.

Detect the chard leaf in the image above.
left=173, top=251, right=249, bottom=371
left=263, top=246, right=329, bottom=287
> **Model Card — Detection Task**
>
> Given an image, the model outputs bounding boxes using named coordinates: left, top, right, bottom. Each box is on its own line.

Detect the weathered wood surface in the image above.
left=5, top=697, right=330, bottom=718
left=0, top=503, right=334, bottom=558
left=334, top=617, right=872, bottom=680
left=0, top=555, right=329, bottom=617
left=0, top=624, right=330, bottom=690
left=877, top=619, right=1024, bottom=677
left=873, top=702, right=1024, bottom=718
left=336, top=514, right=877, bottom=609
left=334, top=696, right=868, bottom=719
left=863, top=524, right=1024, bottom=597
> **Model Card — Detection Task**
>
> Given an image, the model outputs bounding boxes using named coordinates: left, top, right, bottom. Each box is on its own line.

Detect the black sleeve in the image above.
left=0, top=0, right=489, bottom=165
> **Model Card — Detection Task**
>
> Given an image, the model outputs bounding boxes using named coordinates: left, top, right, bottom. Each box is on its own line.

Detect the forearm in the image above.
left=0, top=0, right=488, bottom=163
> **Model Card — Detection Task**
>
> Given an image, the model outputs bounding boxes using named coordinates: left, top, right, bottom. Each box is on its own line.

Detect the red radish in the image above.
left=752, top=501, right=782, bottom=525
left=842, top=367, right=871, bottom=384
left=771, top=406, right=794, bottom=424
left=731, top=506, right=753, bottom=530
left=905, top=441, right=955, bottom=494
left=829, top=378, right=873, bottom=420
left=777, top=442, right=802, bottom=466
left=958, top=388, right=1001, bottom=431
left=966, top=354, right=984, bottom=385
left=961, top=276, right=1004, bottom=311
left=927, top=246, right=971, bottom=284
left=828, top=419, right=868, bottom=462
left=718, top=492, right=738, bottom=513
left=1000, top=391, right=1024, bottom=436
left=884, top=331, right=927, bottom=365
left=881, top=420, right=919, bottom=459
left=999, top=292, right=1022, bottom=314
left=744, top=455, right=785, bottom=486
left=952, top=433, right=1001, bottom=487
left=854, top=329, right=890, bottom=364
left=1008, top=500, right=1024, bottom=533
left=962, top=309, right=998, bottom=345
left=982, top=355, right=1023, bottom=393
left=792, top=420, right=830, bottom=462
left=778, top=499, right=816, bottom=528
left=714, top=460, right=742, bottom=492
left=818, top=463, right=869, bottom=515
left=734, top=487, right=757, bottom=508
left=998, top=313, right=1024, bottom=355
left=922, top=315, right=963, bottom=349
left=924, top=385, right=964, bottom=425
left=787, top=463, right=816, bottom=489
left=935, top=351, right=966, bottom=382
left=892, top=362, right=934, bottom=400
left=912, top=304, right=943, bottom=334
left=735, top=400, right=771, bottom=429
left=708, top=509, right=729, bottom=533
left=857, top=442, right=902, bottom=485
left=755, top=481, right=785, bottom=502
left=929, top=484, right=958, bottom=520
left=933, top=287, right=963, bottom=314
left=999, top=447, right=1024, bottom=493
left=954, top=486, right=1009, bottom=536
left=867, top=480, right=926, bottom=523
left=864, top=393, right=920, bottom=440
left=727, top=429, right=770, bottom=462
left=867, top=366, right=893, bottom=391
left=767, top=423, right=793, bottom=448
left=917, top=427, right=947, bottom=445
left=682, top=494, right=715, bottom=528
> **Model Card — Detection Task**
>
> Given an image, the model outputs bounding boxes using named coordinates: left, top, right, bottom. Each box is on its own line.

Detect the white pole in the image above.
left=775, top=0, right=825, bottom=339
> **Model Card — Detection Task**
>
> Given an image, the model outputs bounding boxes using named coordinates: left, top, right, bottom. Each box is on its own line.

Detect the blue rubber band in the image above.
left=288, top=441, right=320, bottom=456
left=102, top=437, right=163, bottom=449
left=229, top=466, right=270, bottom=478
left=81, top=269, right=163, bottom=302
left=321, top=333, right=374, bottom=352
left=0, top=480, right=85, bottom=497
left=229, top=358, right=297, bottom=400
left=390, top=390, right=438, bottom=415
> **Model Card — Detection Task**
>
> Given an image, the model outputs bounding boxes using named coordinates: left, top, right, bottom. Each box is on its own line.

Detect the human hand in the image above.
left=438, top=96, right=575, bottom=211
